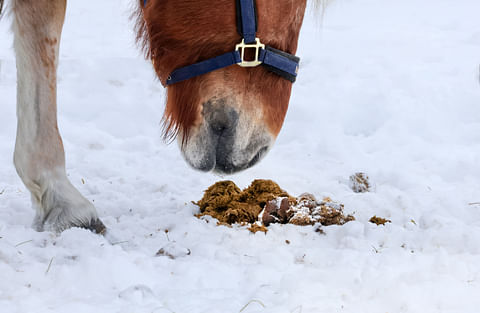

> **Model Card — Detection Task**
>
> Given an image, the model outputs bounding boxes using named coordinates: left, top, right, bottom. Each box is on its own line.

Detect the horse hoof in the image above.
left=85, top=219, right=107, bottom=235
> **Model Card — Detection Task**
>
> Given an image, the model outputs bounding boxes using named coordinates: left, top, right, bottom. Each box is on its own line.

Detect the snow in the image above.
left=1, top=0, right=480, bottom=312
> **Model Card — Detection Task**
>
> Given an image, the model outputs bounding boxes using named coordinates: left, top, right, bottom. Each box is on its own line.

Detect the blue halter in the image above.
left=144, top=0, right=300, bottom=85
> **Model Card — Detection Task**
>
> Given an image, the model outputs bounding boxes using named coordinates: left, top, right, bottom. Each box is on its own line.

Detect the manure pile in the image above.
left=194, top=180, right=355, bottom=232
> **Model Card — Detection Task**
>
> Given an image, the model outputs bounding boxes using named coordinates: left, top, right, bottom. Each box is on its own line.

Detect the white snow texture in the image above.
left=1, top=0, right=480, bottom=312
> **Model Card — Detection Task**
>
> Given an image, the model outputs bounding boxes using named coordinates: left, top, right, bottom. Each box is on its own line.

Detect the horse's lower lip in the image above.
left=246, top=146, right=268, bottom=168
left=213, top=146, right=269, bottom=174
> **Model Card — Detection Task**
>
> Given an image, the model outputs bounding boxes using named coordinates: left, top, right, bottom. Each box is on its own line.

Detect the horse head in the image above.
left=137, top=0, right=307, bottom=173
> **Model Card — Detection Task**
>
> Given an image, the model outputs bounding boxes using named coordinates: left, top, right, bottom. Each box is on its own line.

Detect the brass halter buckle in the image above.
left=235, top=38, right=265, bottom=67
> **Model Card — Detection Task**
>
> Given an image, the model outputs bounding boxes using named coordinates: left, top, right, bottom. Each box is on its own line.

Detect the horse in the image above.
left=0, top=0, right=323, bottom=233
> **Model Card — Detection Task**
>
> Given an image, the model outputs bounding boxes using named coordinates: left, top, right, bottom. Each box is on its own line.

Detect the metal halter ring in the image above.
left=235, top=38, right=265, bottom=67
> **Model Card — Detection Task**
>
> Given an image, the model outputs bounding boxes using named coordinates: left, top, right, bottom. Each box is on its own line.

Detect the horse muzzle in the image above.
left=179, top=97, right=273, bottom=174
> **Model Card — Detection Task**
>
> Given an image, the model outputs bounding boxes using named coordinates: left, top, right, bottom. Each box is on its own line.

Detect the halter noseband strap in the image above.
left=145, top=0, right=301, bottom=85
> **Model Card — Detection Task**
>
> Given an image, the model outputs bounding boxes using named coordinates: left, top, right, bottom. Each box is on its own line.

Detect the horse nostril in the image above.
left=210, top=123, right=228, bottom=135
left=203, top=98, right=239, bottom=136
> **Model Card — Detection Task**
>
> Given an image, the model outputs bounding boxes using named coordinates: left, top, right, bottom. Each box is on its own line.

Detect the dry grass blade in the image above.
left=45, top=257, right=54, bottom=275
left=291, top=306, right=303, bottom=313
left=111, top=241, right=129, bottom=245
left=151, top=306, right=175, bottom=313
left=15, top=239, right=33, bottom=247
left=239, top=299, right=265, bottom=312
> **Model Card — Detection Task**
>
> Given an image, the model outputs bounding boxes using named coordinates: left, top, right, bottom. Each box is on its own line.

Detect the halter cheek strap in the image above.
left=144, top=0, right=301, bottom=85
left=237, top=0, right=257, bottom=44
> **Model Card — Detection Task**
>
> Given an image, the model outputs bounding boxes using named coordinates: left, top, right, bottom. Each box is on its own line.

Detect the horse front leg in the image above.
left=12, top=0, right=105, bottom=233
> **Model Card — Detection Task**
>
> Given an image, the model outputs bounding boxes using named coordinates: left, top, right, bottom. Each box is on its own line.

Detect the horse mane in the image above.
left=0, top=0, right=5, bottom=19
left=312, top=0, right=332, bottom=11
left=131, top=0, right=182, bottom=142
left=132, top=0, right=150, bottom=58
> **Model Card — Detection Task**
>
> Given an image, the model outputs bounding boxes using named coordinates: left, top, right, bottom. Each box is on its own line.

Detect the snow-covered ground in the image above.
left=1, top=0, right=480, bottom=312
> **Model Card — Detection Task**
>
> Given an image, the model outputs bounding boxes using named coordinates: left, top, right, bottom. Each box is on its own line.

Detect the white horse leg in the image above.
left=12, top=0, right=105, bottom=233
